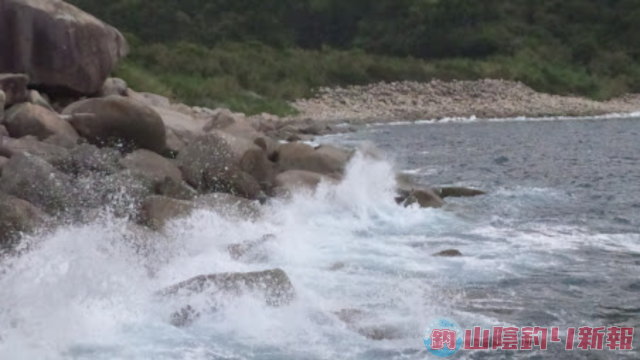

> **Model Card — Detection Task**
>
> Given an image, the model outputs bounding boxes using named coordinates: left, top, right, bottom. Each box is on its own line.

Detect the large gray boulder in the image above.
left=54, top=143, right=121, bottom=175
left=275, top=142, right=351, bottom=175
left=120, top=149, right=182, bottom=184
left=0, top=136, right=69, bottom=163
left=139, top=195, right=195, bottom=230
left=0, top=0, right=128, bottom=94
left=62, top=96, right=167, bottom=153
left=4, top=103, right=79, bottom=140
left=0, top=73, right=29, bottom=106
left=175, top=134, right=235, bottom=191
left=0, top=153, right=75, bottom=213
left=274, top=169, right=336, bottom=194
left=159, top=268, right=296, bottom=326
left=0, top=192, right=46, bottom=247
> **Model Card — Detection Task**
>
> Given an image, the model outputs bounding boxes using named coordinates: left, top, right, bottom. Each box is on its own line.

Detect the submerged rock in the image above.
left=63, top=96, right=166, bottom=153
left=433, top=249, right=463, bottom=257
left=228, top=234, right=276, bottom=262
left=334, top=309, right=405, bottom=341
left=437, top=186, right=486, bottom=198
left=0, top=0, right=128, bottom=94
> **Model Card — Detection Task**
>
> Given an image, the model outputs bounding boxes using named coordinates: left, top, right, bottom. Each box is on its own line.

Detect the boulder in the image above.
left=211, top=129, right=263, bottom=163
left=0, top=125, right=7, bottom=136
left=0, top=0, right=128, bottom=94
left=139, top=195, right=195, bottom=230
left=99, top=77, right=128, bottom=97
left=437, top=186, right=486, bottom=198
left=0, top=136, right=69, bottom=163
left=120, top=149, right=182, bottom=184
left=274, top=170, right=335, bottom=193
left=175, top=134, right=235, bottom=191
left=0, top=193, right=46, bottom=247
left=196, top=192, right=262, bottom=219
left=433, top=249, right=463, bottom=257
left=228, top=234, right=275, bottom=262
left=43, top=133, right=78, bottom=149
left=55, top=143, right=120, bottom=175
left=161, top=268, right=295, bottom=305
left=202, top=108, right=241, bottom=131
left=154, top=177, right=198, bottom=201
left=397, top=189, right=445, bottom=209
left=75, top=170, right=153, bottom=214
left=0, top=156, right=8, bottom=174
left=4, top=103, right=79, bottom=140
left=28, top=89, right=54, bottom=111
left=239, top=149, right=276, bottom=192
left=0, top=90, right=5, bottom=121
left=275, top=142, right=349, bottom=175
left=63, top=96, right=166, bottom=153
left=0, top=73, right=29, bottom=106
left=334, top=309, right=405, bottom=341
left=0, top=153, right=75, bottom=213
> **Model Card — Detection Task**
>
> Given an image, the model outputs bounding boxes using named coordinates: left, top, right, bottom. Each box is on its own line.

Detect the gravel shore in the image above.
left=290, top=79, right=640, bottom=124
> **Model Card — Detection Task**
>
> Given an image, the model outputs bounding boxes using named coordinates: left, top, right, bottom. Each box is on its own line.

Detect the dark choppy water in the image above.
left=0, top=117, right=638, bottom=359
left=327, top=117, right=640, bottom=358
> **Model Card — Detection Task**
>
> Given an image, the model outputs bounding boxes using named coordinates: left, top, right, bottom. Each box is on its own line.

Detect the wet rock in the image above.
left=196, top=192, right=262, bottom=220
left=63, top=96, right=166, bottom=153
left=274, top=169, right=335, bottom=193
left=160, top=268, right=296, bottom=326
left=0, top=73, right=29, bottom=106
left=0, top=0, right=128, bottom=94
left=397, top=188, right=445, bottom=208
left=4, top=103, right=79, bottom=140
left=43, top=133, right=78, bottom=149
left=334, top=309, right=405, bottom=341
left=76, top=170, right=153, bottom=214
left=211, top=129, right=263, bottom=163
left=438, top=187, right=486, bottom=198
left=228, top=234, right=275, bottom=261
left=0, top=156, right=8, bottom=174
left=55, top=143, right=121, bottom=175
left=0, top=136, right=69, bottom=164
left=275, top=142, right=348, bottom=175
left=99, top=77, right=128, bottom=97
left=176, top=134, right=262, bottom=199
left=0, top=193, right=46, bottom=247
left=120, top=149, right=182, bottom=184
left=433, top=249, right=463, bottom=257
left=139, top=195, right=195, bottom=230
left=0, top=153, right=75, bottom=213
left=175, top=134, right=235, bottom=192
left=239, top=149, right=276, bottom=192
left=0, top=125, right=7, bottom=137
left=154, top=177, right=198, bottom=201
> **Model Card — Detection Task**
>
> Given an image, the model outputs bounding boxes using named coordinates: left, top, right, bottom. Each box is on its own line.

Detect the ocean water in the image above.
left=1, top=117, right=639, bottom=359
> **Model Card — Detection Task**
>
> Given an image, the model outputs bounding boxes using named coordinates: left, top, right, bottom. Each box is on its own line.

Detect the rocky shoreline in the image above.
left=290, top=79, right=640, bottom=124
left=1, top=0, right=484, bottom=323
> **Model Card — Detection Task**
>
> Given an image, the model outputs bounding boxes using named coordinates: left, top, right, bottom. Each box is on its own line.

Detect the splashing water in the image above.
left=2, top=118, right=640, bottom=359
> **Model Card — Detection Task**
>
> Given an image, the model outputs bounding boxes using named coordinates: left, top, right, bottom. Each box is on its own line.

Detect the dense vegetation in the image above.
left=70, top=0, right=640, bottom=115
